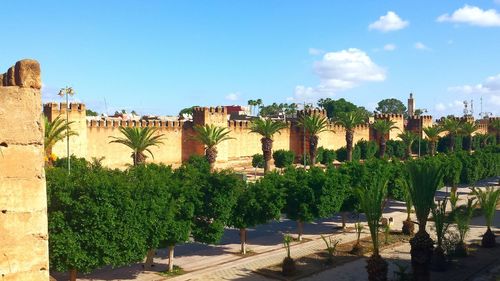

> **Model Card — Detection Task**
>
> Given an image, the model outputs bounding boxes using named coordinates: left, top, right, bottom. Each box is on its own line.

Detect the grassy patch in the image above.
left=158, top=265, right=185, bottom=278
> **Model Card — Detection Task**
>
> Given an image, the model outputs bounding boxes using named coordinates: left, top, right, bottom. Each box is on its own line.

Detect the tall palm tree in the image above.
left=355, top=177, right=389, bottom=281
left=490, top=119, right=500, bottom=144
left=398, top=131, right=418, bottom=160
left=298, top=114, right=329, bottom=165
left=247, top=99, right=256, bottom=116
left=334, top=111, right=366, bottom=162
left=109, top=127, right=164, bottom=166
left=405, top=161, right=444, bottom=281
left=249, top=118, right=287, bottom=173
left=372, top=119, right=398, bottom=158
left=44, top=115, right=78, bottom=165
left=459, top=122, right=479, bottom=153
left=441, top=118, right=461, bottom=152
left=192, top=124, right=233, bottom=172
left=423, top=125, right=442, bottom=156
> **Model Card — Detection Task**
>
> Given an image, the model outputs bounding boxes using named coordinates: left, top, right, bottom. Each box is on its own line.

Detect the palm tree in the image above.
left=372, top=119, right=398, bottom=158
left=298, top=114, right=329, bottom=165
left=247, top=99, right=256, bottom=116
left=441, top=118, right=461, bottom=152
left=398, top=131, right=418, bottom=160
left=192, top=124, right=233, bottom=172
left=44, top=115, right=78, bottom=165
left=355, top=177, right=389, bottom=281
left=255, top=99, right=263, bottom=116
left=249, top=118, right=287, bottom=173
left=334, top=111, right=366, bottom=161
left=490, top=119, right=500, bottom=144
left=109, top=127, right=164, bottom=166
left=460, top=122, right=479, bottom=153
left=405, top=160, right=444, bottom=281
left=472, top=187, right=500, bottom=248
left=423, top=125, right=442, bottom=156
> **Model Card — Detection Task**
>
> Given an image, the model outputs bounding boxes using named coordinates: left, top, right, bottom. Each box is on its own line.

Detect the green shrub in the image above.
left=385, top=140, right=406, bottom=159
left=336, top=146, right=361, bottom=162
left=356, top=140, right=378, bottom=160
left=252, top=154, right=264, bottom=168
left=318, top=147, right=336, bottom=165
left=273, top=149, right=295, bottom=169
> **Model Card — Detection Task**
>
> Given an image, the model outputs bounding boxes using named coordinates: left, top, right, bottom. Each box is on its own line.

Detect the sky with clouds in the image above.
left=1, top=1, right=499, bottom=117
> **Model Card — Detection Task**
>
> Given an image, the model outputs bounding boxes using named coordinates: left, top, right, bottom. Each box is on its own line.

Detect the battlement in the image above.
left=407, top=115, right=433, bottom=121
left=44, top=102, right=86, bottom=112
left=297, top=108, right=327, bottom=118
left=86, top=119, right=185, bottom=129
left=193, top=106, right=227, bottom=113
left=374, top=113, right=404, bottom=119
left=0, top=59, right=41, bottom=89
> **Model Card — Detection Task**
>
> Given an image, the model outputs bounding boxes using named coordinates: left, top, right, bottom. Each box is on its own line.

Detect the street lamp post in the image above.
left=302, top=102, right=313, bottom=168
left=58, top=86, right=75, bottom=174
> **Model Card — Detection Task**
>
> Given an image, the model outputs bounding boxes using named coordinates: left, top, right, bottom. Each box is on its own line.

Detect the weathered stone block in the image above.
left=0, top=178, right=47, bottom=212
left=6, top=66, right=16, bottom=86
left=15, top=59, right=42, bottom=89
left=0, top=87, right=43, bottom=144
left=0, top=73, right=3, bottom=85
left=0, top=144, right=44, bottom=179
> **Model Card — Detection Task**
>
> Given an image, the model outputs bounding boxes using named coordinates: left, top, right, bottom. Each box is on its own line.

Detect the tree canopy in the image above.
left=318, top=98, right=371, bottom=120
left=375, top=98, right=407, bottom=116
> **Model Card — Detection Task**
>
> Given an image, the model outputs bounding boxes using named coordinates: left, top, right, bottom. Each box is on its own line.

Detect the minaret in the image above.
left=408, top=93, right=415, bottom=117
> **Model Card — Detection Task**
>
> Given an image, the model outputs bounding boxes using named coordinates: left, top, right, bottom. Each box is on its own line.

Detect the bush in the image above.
left=336, top=146, right=361, bottom=162
left=411, top=138, right=430, bottom=156
left=273, top=150, right=295, bottom=169
left=385, top=140, right=406, bottom=159
left=356, top=140, right=378, bottom=160
left=252, top=154, right=264, bottom=168
left=438, top=135, right=463, bottom=153
left=317, top=147, right=336, bottom=165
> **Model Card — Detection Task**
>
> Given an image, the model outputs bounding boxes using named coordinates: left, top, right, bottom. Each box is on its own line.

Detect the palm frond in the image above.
left=193, top=124, right=234, bottom=148
left=298, top=114, right=330, bottom=136
left=249, top=118, right=287, bottom=139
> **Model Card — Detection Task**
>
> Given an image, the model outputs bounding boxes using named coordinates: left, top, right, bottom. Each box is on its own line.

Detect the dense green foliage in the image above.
left=316, top=146, right=336, bottom=165
left=47, top=147, right=499, bottom=275
left=356, top=140, right=378, bottom=160
left=273, top=149, right=295, bottom=168
left=375, top=98, right=407, bottom=116
left=252, top=153, right=265, bottom=168
left=317, top=98, right=371, bottom=120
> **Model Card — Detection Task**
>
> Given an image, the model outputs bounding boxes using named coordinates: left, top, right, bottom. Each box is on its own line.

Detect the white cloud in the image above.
left=437, top=5, right=500, bottom=27
left=293, top=48, right=386, bottom=101
left=435, top=103, right=447, bottom=111
left=369, top=11, right=409, bottom=32
left=434, top=100, right=463, bottom=113
left=308, top=48, right=325, bottom=55
left=448, top=74, right=500, bottom=114
left=414, top=42, right=431, bottom=51
left=225, top=92, right=239, bottom=101
left=383, top=44, right=397, bottom=51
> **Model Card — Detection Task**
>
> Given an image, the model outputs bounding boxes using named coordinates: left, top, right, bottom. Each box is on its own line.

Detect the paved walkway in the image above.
left=58, top=177, right=499, bottom=281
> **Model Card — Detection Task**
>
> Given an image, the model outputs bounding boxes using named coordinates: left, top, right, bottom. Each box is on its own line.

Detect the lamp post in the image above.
left=302, top=102, right=313, bottom=167
left=58, top=86, right=75, bottom=174
left=417, top=109, right=428, bottom=158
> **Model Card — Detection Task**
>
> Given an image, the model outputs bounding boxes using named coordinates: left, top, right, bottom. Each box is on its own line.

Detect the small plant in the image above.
left=398, top=178, right=414, bottom=235
left=321, top=235, right=340, bottom=265
left=431, top=199, right=450, bottom=271
left=281, top=234, right=296, bottom=276
left=381, top=217, right=393, bottom=244
left=351, top=221, right=365, bottom=255
left=449, top=187, right=459, bottom=212
left=453, top=198, right=477, bottom=257
left=472, top=187, right=500, bottom=248
left=252, top=154, right=264, bottom=178
left=392, top=262, right=412, bottom=281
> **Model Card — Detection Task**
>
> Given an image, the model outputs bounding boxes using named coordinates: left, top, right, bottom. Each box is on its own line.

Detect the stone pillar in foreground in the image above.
left=0, top=59, right=49, bottom=281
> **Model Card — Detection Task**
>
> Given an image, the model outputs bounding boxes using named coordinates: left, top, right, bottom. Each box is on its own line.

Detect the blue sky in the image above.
left=1, top=1, right=499, bottom=117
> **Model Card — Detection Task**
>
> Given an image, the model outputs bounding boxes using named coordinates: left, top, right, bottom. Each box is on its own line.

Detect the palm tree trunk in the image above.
left=240, top=228, right=247, bottom=254
left=261, top=137, right=273, bottom=174
left=69, top=269, right=77, bottom=281
left=168, top=245, right=175, bottom=272
left=309, top=135, right=319, bottom=166
left=366, top=254, right=388, bottom=281
left=449, top=134, right=455, bottom=152
left=467, top=135, right=472, bottom=153
left=379, top=137, right=386, bottom=158
left=430, top=141, right=436, bottom=156
left=406, top=144, right=412, bottom=160
left=341, top=212, right=347, bottom=229
left=346, top=130, right=354, bottom=162
left=144, top=248, right=155, bottom=269
left=205, top=146, right=217, bottom=172
left=410, top=228, right=434, bottom=281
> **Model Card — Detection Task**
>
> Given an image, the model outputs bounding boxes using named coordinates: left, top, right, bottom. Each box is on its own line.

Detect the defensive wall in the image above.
left=45, top=103, right=432, bottom=169
left=0, top=60, right=49, bottom=281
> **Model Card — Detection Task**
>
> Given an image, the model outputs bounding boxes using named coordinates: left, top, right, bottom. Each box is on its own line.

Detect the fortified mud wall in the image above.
left=0, top=60, right=49, bottom=281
